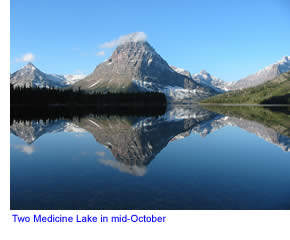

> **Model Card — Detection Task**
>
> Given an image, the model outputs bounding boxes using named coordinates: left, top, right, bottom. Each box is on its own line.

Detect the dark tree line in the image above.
left=10, top=84, right=167, bottom=106
left=261, top=93, right=290, bottom=105
left=10, top=84, right=167, bottom=121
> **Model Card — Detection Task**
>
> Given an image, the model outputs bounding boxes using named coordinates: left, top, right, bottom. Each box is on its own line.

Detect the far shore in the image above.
left=199, top=103, right=290, bottom=107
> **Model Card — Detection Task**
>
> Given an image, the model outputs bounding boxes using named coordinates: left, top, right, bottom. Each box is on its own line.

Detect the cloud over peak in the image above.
left=16, top=53, right=35, bottom=63
left=100, top=32, right=147, bottom=49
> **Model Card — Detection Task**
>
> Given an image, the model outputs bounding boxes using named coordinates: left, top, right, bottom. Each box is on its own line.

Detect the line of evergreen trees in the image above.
left=10, top=85, right=167, bottom=121
left=10, top=84, right=167, bottom=106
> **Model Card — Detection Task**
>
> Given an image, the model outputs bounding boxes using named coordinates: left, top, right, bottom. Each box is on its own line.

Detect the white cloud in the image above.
left=99, top=159, right=147, bottom=176
left=100, top=32, right=147, bottom=49
left=14, top=144, right=35, bottom=155
left=96, top=51, right=105, bottom=56
left=16, top=53, right=35, bottom=63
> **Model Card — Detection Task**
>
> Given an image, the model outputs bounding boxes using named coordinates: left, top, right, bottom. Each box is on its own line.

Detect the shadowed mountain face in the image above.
left=10, top=106, right=290, bottom=176
left=72, top=41, right=217, bottom=101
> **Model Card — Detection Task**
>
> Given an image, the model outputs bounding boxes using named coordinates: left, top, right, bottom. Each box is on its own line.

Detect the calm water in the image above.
left=10, top=105, right=290, bottom=210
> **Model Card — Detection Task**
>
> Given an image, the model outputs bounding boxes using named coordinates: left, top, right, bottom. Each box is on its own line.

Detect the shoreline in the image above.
left=199, top=103, right=290, bottom=107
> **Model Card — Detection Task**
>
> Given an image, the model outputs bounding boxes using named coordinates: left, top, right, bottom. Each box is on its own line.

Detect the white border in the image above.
left=2, top=0, right=290, bottom=239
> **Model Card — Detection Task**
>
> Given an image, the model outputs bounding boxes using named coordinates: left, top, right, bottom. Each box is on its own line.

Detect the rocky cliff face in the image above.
left=230, top=56, right=290, bottom=90
left=72, top=40, right=217, bottom=101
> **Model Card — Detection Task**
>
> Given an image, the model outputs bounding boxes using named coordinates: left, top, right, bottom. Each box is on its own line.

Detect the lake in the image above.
left=10, top=105, right=290, bottom=210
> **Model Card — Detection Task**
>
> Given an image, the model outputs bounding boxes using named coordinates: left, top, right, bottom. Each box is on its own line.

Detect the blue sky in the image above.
left=10, top=0, right=290, bottom=82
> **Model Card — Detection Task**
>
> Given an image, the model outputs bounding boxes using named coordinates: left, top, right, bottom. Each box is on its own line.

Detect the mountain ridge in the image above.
left=10, top=63, right=86, bottom=88
left=230, top=56, right=290, bottom=90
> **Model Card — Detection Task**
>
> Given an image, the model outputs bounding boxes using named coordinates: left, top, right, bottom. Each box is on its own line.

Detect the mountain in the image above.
left=72, top=39, right=217, bottom=101
left=202, top=71, right=290, bottom=104
left=10, top=63, right=86, bottom=88
left=230, top=56, right=290, bottom=90
left=192, top=70, right=233, bottom=92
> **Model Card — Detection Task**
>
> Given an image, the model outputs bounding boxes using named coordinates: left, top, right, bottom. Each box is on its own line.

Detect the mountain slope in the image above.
left=10, top=63, right=85, bottom=88
left=170, top=66, right=192, bottom=78
left=230, top=56, right=290, bottom=90
left=72, top=39, right=217, bottom=101
left=201, top=71, right=290, bottom=104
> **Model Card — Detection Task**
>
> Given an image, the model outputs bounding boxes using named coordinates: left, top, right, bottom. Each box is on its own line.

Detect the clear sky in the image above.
left=10, top=0, right=290, bottom=82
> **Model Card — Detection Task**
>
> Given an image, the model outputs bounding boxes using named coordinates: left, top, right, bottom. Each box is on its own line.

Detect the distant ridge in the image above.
left=10, top=63, right=86, bottom=88
left=230, top=56, right=290, bottom=90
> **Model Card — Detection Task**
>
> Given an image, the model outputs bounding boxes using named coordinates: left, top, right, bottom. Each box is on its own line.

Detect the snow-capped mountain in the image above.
left=170, top=55, right=290, bottom=92
left=192, top=70, right=233, bottom=92
left=169, top=66, right=231, bottom=92
left=230, top=56, right=290, bottom=90
left=10, top=63, right=86, bottom=88
left=72, top=34, right=217, bottom=101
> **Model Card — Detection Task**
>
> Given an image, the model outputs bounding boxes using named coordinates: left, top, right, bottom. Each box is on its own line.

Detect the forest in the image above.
left=10, top=84, right=167, bottom=106
left=10, top=84, right=167, bottom=121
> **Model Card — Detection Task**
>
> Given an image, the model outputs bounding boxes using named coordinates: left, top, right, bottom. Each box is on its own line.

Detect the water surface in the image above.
left=10, top=105, right=290, bottom=209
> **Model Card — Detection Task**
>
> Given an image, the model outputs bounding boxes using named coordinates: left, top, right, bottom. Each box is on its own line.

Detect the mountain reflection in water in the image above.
left=10, top=105, right=290, bottom=177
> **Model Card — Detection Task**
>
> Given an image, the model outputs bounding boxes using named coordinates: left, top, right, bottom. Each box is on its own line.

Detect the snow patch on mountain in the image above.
left=133, top=79, right=211, bottom=102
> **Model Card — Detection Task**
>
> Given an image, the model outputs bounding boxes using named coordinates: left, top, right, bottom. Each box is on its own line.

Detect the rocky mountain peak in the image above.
left=198, top=70, right=212, bottom=80
left=108, top=41, right=164, bottom=69
left=23, top=62, right=37, bottom=71
left=25, top=62, right=35, bottom=67
left=192, top=70, right=230, bottom=92
left=200, top=69, right=208, bottom=74
left=113, top=40, right=152, bottom=53
left=193, top=70, right=212, bottom=80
